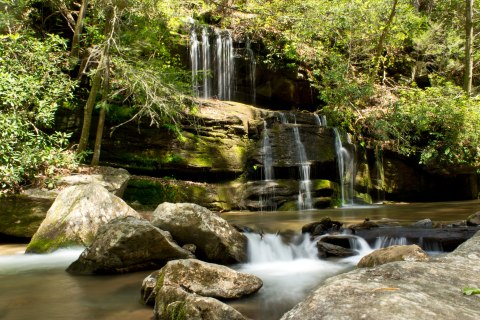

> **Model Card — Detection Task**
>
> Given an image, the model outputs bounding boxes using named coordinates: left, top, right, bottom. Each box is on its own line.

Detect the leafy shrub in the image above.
left=0, top=33, right=78, bottom=191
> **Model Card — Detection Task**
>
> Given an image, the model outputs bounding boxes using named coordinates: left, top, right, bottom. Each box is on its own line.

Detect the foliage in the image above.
left=0, top=33, right=78, bottom=191
left=376, top=80, right=480, bottom=169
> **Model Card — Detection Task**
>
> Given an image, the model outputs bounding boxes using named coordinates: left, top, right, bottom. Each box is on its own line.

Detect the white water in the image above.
left=190, top=28, right=200, bottom=96
left=234, top=232, right=374, bottom=319
left=333, top=128, right=355, bottom=206
left=0, top=247, right=84, bottom=274
left=215, top=29, right=234, bottom=100
left=201, top=27, right=211, bottom=99
left=293, top=123, right=313, bottom=210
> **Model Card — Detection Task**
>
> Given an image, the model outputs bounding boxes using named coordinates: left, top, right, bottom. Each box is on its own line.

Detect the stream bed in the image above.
left=0, top=200, right=479, bottom=320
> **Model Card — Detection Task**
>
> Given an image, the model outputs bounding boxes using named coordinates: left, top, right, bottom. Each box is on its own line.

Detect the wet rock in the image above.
left=318, top=235, right=355, bottom=248
left=141, top=271, right=159, bottom=306
left=316, top=242, right=356, bottom=258
left=466, top=212, right=480, bottom=226
left=411, top=218, right=433, bottom=228
left=357, top=244, right=429, bottom=268
left=26, top=183, right=140, bottom=253
left=302, top=217, right=343, bottom=237
left=281, top=231, right=480, bottom=320
left=66, top=216, right=193, bottom=275
left=153, top=259, right=262, bottom=319
left=151, top=202, right=247, bottom=263
left=348, top=218, right=379, bottom=231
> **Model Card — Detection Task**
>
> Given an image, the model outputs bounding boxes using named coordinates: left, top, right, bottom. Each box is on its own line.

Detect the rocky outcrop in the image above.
left=153, top=259, right=262, bottom=320
left=66, top=216, right=194, bottom=274
left=25, top=183, right=140, bottom=253
left=151, top=202, right=247, bottom=263
left=357, top=244, right=429, bottom=268
left=281, top=231, right=480, bottom=320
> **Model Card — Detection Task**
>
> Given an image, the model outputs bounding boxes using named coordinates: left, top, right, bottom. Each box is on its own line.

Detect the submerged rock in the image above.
left=348, top=218, right=379, bottom=231
left=281, top=231, right=480, bottom=320
left=25, top=183, right=140, bottom=253
left=357, top=244, right=429, bottom=268
left=151, top=202, right=247, bottom=263
left=411, top=218, right=433, bottom=228
left=153, top=259, right=262, bottom=319
left=66, top=216, right=193, bottom=275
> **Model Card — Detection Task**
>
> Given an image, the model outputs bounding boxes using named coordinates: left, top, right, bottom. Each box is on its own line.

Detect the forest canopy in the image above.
left=0, top=0, right=479, bottom=191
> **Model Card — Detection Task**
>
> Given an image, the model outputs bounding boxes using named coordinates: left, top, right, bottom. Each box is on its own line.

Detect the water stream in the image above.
left=1, top=200, right=478, bottom=319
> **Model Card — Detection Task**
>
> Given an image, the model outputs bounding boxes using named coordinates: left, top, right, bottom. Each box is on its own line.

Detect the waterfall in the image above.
left=333, top=128, right=355, bottom=206
left=374, top=236, right=408, bottom=248
left=245, top=233, right=319, bottom=263
left=260, top=121, right=276, bottom=211
left=201, top=27, right=211, bottom=99
left=314, top=114, right=327, bottom=127
left=215, top=29, right=234, bottom=100
left=246, top=38, right=256, bottom=105
left=190, top=28, right=200, bottom=96
left=293, top=122, right=313, bottom=210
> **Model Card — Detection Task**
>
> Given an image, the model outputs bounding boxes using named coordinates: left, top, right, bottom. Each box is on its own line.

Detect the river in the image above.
left=0, top=200, right=478, bottom=320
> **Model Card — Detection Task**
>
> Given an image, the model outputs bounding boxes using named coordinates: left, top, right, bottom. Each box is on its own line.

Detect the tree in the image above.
left=464, top=0, right=474, bottom=95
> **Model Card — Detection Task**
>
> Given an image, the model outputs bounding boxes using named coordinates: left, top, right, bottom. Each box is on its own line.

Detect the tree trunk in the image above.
left=77, top=6, right=115, bottom=155
left=464, top=0, right=474, bottom=96
left=371, top=0, right=399, bottom=82
left=71, top=0, right=89, bottom=60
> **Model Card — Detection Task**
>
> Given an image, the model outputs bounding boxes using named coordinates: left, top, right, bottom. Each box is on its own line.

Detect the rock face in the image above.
left=66, top=216, right=194, bottom=274
left=153, top=259, right=262, bottom=320
left=151, top=202, right=247, bottom=263
left=281, top=231, right=480, bottom=320
left=316, top=235, right=357, bottom=258
left=357, top=244, right=429, bottom=268
left=25, top=183, right=140, bottom=253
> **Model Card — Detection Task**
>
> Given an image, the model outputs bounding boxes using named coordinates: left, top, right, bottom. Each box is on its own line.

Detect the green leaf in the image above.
left=463, top=287, right=480, bottom=296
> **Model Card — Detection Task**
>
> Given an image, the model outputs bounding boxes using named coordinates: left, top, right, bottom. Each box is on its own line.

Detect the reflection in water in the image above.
left=0, top=200, right=478, bottom=319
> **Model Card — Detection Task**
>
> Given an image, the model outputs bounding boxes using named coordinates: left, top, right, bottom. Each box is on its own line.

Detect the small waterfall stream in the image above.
left=246, top=38, right=256, bottom=105
left=201, top=27, right=211, bottom=99
left=215, top=29, right=234, bottom=100
left=190, top=28, right=200, bottom=96
left=333, top=128, right=355, bottom=206
left=292, top=121, right=313, bottom=210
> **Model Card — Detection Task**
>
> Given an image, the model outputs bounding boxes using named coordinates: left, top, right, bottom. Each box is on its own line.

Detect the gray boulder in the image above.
left=411, top=218, right=433, bottom=228
left=281, top=232, right=480, bottom=320
left=151, top=202, right=247, bottom=263
left=26, top=183, right=140, bottom=253
left=357, top=244, right=429, bottom=268
left=153, top=259, right=262, bottom=319
left=66, top=216, right=193, bottom=274
left=317, top=242, right=356, bottom=258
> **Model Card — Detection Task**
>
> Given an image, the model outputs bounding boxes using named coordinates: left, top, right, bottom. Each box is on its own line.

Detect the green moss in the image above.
left=124, top=178, right=186, bottom=207
left=167, top=301, right=187, bottom=320
left=26, top=235, right=79, bottom=253
left=313, top=179, right=334, bottom=191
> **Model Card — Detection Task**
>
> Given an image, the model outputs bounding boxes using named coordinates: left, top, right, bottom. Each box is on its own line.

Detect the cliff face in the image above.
left=57, top=100, right=478, bottom=211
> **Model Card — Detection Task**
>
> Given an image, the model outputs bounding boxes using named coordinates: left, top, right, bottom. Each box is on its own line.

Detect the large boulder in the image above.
left=357, top=244, right=429, bottom=268
left=316, top=242, right=356, bottom=258
left=151, top=202, right=247, bottom=263
left=25, top=183, right=140, bottom=253
left=281, top=232, right=480, bottom=320
left=66, top=216, right=194, bottom=274
left=153, top=259, right=262, bottom=319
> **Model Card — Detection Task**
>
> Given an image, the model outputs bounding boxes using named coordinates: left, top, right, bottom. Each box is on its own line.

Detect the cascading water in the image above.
left=293, top=120, right=313, bottom=210
left=201, top=27, right=211, bottom=99
left=314, top=114, right=327, bottom=127
left=190, top=28, right=200, bottom=96
left=260, top=121, right=276, bottom=211
left=246, top=38, right=256, bottom=105
left=215, top=29, right=234, bottom=100
left=333, top=128, right=355, bottom=206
